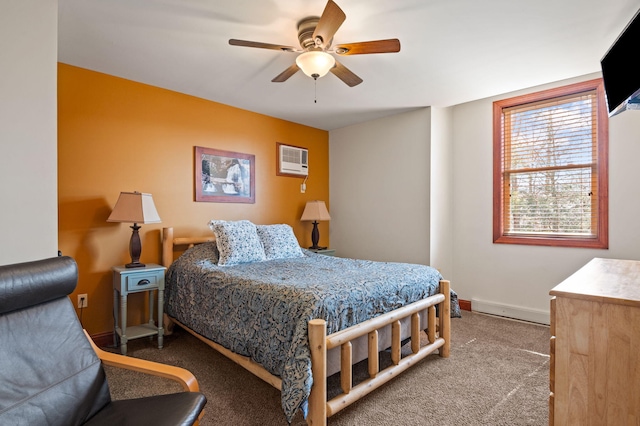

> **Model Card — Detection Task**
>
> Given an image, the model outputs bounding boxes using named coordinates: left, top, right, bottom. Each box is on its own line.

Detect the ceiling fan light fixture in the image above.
left=296, top=51, right=335, bottom=79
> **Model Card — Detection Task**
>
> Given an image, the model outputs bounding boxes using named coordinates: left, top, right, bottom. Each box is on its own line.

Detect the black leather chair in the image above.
left=0, top=256, right=206, bottom=425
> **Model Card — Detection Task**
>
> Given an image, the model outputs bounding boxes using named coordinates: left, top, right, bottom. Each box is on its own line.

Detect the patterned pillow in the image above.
left=207, top=220, right=266, bottom=266
left=256, top=224, right=304, bottom=260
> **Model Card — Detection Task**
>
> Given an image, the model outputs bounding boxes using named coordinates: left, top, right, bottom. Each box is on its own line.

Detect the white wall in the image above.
left=330, top=73, right=640, bottom=325
left=430, top=107, right=454, bottom=280
left=452, top=72, right=640, bottom=324
left=329, top=108, right=432, bottom=264
left=0, top=1, right=58, bottom=265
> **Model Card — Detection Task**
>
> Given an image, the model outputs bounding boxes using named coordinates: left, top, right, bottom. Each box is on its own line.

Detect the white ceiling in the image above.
left=58, top=0, right=638, bottom=131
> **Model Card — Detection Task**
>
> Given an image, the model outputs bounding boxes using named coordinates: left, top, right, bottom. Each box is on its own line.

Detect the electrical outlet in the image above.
left=77, top=293, right=88, bottom=309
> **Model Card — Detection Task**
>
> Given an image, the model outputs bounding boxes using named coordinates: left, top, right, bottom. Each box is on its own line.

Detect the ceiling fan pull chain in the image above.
left=314, top=77, right=317, bottom=103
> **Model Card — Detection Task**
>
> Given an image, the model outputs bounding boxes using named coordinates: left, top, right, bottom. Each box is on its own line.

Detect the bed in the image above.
left=161, top=223, right=460, bottom=425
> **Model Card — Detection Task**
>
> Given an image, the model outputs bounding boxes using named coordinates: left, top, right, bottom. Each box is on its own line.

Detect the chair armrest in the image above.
left=83, top=330, right=200, bottom=392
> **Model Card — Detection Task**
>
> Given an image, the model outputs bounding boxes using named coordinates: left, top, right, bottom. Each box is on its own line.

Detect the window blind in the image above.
left=501, top=91, right=598, bottom=237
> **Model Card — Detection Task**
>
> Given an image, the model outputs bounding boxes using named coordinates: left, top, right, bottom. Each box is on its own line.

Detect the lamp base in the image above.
left=309, top=221, right=324, bottom=250
left=126, top=223, right=145, bottom=268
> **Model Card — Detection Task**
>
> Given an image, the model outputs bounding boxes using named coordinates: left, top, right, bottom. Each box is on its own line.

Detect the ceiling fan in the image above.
left=228, top=0, right=400, bottom=87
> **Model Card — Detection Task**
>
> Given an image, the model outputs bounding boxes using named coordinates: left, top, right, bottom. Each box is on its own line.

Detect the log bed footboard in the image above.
left=161, top=227, right=451, bottom=426
left=307, top=280, right=450, bottom=425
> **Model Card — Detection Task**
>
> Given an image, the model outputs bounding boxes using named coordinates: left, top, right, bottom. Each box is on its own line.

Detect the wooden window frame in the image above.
left=493, top=79, right=609, bottom=248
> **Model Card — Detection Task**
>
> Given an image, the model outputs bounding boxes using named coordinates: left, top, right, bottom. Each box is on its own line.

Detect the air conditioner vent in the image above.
left=279, top=144, right=308, bottom=176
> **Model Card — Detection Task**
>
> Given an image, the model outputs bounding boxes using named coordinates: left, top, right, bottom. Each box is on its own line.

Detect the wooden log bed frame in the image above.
left=161, top=227, right=451, bottom=425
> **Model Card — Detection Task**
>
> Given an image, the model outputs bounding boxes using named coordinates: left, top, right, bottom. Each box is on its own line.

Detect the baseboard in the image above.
left=471, top=298, right=550, bottom=325
left=458, top=299, right=472, bottom=311
left=91, top=330, right=115, bottom=348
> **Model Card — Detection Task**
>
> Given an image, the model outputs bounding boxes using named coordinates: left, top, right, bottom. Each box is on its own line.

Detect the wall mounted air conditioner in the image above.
left=278, top=144, right=308, bottom=176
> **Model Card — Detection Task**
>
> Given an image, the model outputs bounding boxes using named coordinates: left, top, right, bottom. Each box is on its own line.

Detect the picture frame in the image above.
left=195, top=146, right=255, bottom=203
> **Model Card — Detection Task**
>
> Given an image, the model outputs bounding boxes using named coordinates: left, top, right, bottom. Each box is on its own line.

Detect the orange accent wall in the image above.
left=58, top=63, right=329, bottom=336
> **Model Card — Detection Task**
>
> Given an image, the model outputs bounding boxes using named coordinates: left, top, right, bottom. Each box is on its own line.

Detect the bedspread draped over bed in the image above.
left=165, top=243, right=461, bottom=422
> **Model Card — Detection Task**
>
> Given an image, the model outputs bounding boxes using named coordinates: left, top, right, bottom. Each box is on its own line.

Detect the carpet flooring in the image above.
left=104, top=311, right=550, bottom=425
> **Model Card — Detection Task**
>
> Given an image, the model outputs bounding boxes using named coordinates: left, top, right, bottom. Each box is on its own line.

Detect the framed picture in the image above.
left=195, top=146, right=255, bottom=203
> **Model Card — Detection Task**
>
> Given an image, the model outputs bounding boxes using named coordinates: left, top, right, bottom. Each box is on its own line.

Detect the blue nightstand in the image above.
left=112, top=263, right=166, bottom=355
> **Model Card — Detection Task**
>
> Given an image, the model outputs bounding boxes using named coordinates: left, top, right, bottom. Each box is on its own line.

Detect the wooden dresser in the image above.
left=549, top=258, right=640, bottom=425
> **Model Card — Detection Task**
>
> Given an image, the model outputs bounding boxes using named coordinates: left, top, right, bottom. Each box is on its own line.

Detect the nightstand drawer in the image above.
left=125, top=271, right=162, bottom=292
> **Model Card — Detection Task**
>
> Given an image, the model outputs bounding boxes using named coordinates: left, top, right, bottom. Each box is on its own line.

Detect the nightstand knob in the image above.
left=137, top=279, right=150, bottom=286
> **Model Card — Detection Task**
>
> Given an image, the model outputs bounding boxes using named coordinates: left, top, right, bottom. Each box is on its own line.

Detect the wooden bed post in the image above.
left=308, top=319, right=327, bottom=426
left=162, top=227, right=174, bottom=268
left=439, top=280, right=451, bottom=358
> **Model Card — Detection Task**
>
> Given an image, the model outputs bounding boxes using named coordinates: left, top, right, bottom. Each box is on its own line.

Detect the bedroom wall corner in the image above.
left=429, top=106, right=454, bottom=281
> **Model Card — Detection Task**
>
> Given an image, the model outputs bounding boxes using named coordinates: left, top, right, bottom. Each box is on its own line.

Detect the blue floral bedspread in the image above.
left=164, top=243, right=461, bottom=422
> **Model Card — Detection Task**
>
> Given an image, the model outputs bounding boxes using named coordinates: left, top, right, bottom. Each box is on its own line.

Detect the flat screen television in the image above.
left=601, top=8, right=640, bottom=117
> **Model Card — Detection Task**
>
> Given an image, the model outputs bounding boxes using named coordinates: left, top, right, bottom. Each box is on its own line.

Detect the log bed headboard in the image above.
left=161, top=227, right=215, bottom=268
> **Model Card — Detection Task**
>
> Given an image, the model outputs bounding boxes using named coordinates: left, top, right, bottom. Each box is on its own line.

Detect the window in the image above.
left=493, top=79, right=608, bottom=248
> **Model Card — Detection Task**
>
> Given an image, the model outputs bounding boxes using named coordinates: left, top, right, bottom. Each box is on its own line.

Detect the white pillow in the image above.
left=207, top=220, right=266, bottom=266
left=256, top=224, right=304, bottom=260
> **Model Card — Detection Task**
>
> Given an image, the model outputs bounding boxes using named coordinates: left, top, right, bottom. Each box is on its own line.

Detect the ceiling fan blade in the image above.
left=334, top=39, right=401, bottom=55
left=312, top=0, right=346, bottom=48
left=272, top=64, right=300, bottom=82
left=330, top=60, right=363, bottom=87
left=229, top=39, right=299, bottom=52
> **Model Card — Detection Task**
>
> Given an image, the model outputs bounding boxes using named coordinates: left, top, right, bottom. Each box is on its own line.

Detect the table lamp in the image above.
left=300, top=200, right=331, bottom=250
left=107, top=191, right=161, bottom=268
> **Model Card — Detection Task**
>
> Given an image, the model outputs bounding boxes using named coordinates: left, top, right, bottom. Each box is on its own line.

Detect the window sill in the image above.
left=493, top=234, right=608, bottom=249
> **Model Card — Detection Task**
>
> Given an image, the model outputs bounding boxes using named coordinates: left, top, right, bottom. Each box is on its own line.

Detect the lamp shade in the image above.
left=295, top=51, right=336, bottom=79
left=107, top=192, right=161, bottom=224
left=300, top=200, right=331, bottom=222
